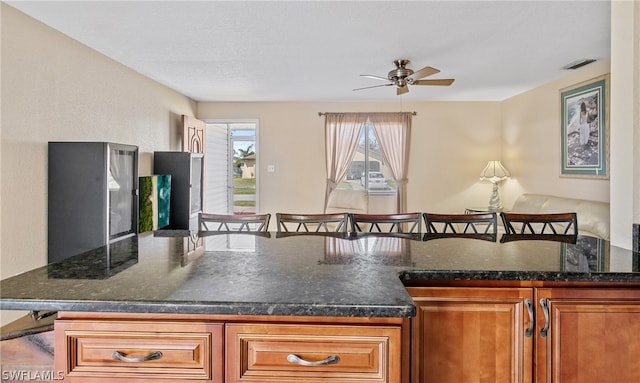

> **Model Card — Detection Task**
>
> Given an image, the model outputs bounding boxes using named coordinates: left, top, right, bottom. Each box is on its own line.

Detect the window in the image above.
left=337, top=124, right=396, bottom=195
left=323, top=112, right=411, bottom=213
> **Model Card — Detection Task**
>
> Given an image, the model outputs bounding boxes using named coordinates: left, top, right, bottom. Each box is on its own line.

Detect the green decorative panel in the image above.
left=139, top=175, right=171, bottom=232
left=156, top=175, right=171, bottom=228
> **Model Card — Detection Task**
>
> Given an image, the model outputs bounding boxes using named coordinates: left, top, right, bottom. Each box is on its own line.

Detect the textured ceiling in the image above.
left=7, top=1, right=611, bottom=102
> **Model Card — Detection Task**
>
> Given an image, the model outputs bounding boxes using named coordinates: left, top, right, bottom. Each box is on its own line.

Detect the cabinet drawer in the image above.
left=226, top=323, right=401, bottom=383
left=55, top=320, right=223, bottom=382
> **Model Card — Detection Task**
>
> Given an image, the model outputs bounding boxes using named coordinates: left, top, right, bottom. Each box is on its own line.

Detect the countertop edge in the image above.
left=399, top=270, right=640, bottom=284
left=0, top=299, right=416, bottom=318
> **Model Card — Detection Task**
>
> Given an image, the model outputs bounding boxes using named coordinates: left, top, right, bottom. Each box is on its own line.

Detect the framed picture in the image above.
left=560, top=74, right=609, bottom=178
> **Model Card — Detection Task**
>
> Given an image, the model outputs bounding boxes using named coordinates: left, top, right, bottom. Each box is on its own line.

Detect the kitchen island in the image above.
left=1, top=232, right=639, bottom=383
left=1, top=232, right=638, bottom=316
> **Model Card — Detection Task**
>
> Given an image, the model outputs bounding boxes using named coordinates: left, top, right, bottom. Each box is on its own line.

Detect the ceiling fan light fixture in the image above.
left=563, top=59, right=597, bottom=70
left=354, top=59, right=455, bottom=95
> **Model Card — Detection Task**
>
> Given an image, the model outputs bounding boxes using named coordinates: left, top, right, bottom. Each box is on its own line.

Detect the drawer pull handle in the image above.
left=540, top=298, right=550, bottom=338
left=524, top=298, right=534, bottom=337
left=112, top=351, right=163, bottom=363
left=287, top=354, right=340, bottom=366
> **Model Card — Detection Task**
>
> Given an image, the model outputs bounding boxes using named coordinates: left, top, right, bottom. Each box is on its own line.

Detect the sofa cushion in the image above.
left=325, top=189, right=368, bottom=214
left=511, top=193, right=609, bottom=240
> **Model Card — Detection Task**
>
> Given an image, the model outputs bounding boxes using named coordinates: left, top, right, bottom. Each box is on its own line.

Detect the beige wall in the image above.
left=197, top=59, right=612, bottom=224
left=501, top=60, right=611, bottom=209
left=635, top=0, right=640, bottom=232
left=197, top=101, right=503, bottom=220
left=610, top=0, right=639, bottom=249
left=0, top=4, right=196, bottom=324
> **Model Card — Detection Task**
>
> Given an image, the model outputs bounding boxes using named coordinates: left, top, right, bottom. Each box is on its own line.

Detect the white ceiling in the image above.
left=7, top=1, right=611, bottom=102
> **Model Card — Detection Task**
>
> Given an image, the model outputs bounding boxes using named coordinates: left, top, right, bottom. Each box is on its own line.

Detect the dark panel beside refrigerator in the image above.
left=48, top=142, right=138, bottom=264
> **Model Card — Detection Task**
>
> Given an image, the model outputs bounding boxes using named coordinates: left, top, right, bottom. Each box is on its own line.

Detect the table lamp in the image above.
left=479, top=160, right=510, bottom=211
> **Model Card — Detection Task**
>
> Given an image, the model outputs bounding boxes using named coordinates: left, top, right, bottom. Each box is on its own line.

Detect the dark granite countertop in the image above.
left=1, top=232, right=638, bottom=318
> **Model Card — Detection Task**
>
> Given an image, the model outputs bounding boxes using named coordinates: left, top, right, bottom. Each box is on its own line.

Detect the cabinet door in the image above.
left=183, top=114, right=206, bottom=154
left=108, top=143, right=139, bottom=240
left=535, top=288, right=640, bottom=383
left=408, top=287, right=534, bottom=383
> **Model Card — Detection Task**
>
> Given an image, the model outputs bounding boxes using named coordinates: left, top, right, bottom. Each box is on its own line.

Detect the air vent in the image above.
left=563, top=59, right=597, bottom=70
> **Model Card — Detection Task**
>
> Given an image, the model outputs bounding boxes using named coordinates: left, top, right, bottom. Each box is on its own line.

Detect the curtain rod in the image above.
left=318, top=111, right=416, bottom=116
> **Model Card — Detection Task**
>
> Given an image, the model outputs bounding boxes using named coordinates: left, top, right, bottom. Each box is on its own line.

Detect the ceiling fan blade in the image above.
left=353, top=83, right=394, bottom=91
left=397, top=86, right=409, bottom=95
left=413, top=79, right=455, bottom=86
left=408, top=66, right=439, bottom=80
left=360, top=74, right=390, bottom=81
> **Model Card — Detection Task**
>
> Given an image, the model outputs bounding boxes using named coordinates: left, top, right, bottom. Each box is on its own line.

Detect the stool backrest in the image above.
left=424, top=212, right=497, bottom=242
left=199, top=213, right=271, bottom=232
left=500, top=212, right=578, bottom=243
left=276, top=213, right=349, bottom=233
left=350, top=213, right=422, bottom=234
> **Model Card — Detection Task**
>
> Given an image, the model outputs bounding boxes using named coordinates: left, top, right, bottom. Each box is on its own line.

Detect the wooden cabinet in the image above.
left=52, top=287, right=640, bottom=383
left=408, top=287, right=534, bottom=383
left=226, top=323, right=401, bottom=383
left=535, top=288, right=640, bottom=383
left=54, top=313, right=403, bottom=383
left=408, top=286, right=640, bottom=383
left=55, top=318, right=224, bottom=382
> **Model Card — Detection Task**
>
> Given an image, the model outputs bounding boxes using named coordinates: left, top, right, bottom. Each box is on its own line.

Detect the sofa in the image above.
left=510, top=193, right=610, bottom=240
left=325, top=189, right=368, bottom=214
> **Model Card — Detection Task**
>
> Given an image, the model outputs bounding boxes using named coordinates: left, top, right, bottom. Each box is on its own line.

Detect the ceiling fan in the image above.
left=354, top=59, right=455, bottom=95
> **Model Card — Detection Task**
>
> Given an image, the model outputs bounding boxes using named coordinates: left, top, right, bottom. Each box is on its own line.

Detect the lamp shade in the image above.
left=479, top=161, right=510, bottom=183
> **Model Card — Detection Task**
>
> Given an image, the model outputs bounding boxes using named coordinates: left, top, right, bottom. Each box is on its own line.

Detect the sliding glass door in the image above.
left=205, top=120, right=258, bottom=215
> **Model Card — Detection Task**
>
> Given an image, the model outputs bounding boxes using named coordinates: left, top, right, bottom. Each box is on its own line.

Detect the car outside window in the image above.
left=337, top=125, right=396, bottom=195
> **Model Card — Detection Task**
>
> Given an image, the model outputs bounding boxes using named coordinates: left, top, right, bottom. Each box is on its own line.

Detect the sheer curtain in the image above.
left=369, top=113, right=412, bottom=213
left=323, top=113, right=367, bottom=211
